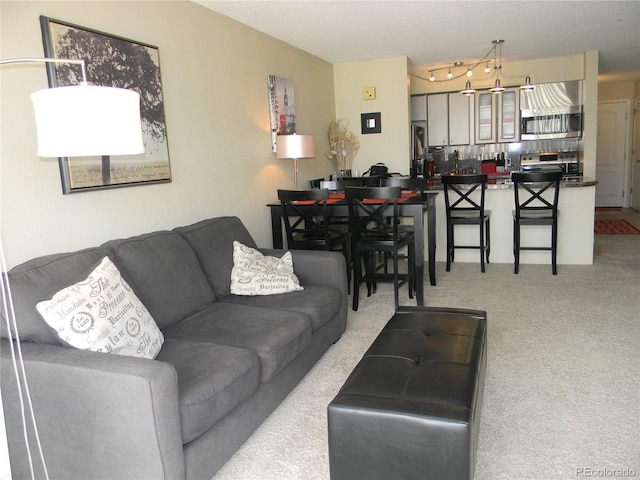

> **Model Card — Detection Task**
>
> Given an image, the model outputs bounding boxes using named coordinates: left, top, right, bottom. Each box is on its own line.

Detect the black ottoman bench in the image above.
left=328, top=306, right=487, bottom=480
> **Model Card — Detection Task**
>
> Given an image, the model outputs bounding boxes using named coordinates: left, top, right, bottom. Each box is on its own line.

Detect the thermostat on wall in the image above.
left=363, top=87, right=376, bottom=100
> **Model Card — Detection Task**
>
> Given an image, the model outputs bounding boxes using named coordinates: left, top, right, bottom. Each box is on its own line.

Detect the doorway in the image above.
left=632, top=97, right=640, bottom=211
left=596, top=100, right=630, bottom=207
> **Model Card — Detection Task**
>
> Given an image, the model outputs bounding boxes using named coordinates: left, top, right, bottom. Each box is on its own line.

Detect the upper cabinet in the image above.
left=424, top=93, right=472, bottom=147
left=448, top=94, right=471, bottom=145
left=475, top=87, right=520, bottom=144
left=410, top=94, right=427, bottom=122
left=427, top=93, right=448, bottom=146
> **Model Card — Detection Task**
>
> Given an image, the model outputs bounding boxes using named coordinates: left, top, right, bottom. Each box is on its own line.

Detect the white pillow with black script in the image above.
left=36, top=256, right=163, bottom=359
left=230, top=241, right=304, bottom=296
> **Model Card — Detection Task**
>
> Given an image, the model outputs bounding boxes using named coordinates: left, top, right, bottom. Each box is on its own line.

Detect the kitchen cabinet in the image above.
left=448, top=94, right=471, bottom=145
left=410, top=94, right=427, bottom=122
left=475, top=87, right=520, bottom=144
left=427, top=93, right=448, bottom=146
left=426, top=93, right=472, bottom=147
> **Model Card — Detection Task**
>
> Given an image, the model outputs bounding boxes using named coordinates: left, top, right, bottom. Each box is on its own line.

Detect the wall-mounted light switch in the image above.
left=363, top=87, right=376, bottom=100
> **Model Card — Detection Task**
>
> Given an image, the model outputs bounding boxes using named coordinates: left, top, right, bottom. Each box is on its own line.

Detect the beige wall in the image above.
left=333, top=57, right=411, bottom=176
left=0, top=1, right=336, bottom=267
left=598, top=81, right=637, bottom=102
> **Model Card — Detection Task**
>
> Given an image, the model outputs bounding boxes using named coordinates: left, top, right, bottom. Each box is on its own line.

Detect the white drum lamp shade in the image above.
left=276, top=134, right=315, bottom=160
left=276, top=134, right=315, bottom=189
left=31, top=85, right=145, bottom=157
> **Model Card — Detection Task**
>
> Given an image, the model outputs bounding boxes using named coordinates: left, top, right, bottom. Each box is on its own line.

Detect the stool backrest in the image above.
left=441, top=174, right=488, bottom=218
left=512, top=171, right=562, bottom=218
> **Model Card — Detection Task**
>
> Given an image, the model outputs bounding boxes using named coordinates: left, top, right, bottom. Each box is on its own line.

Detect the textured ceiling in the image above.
left=196, top=0, right=640, bottom=82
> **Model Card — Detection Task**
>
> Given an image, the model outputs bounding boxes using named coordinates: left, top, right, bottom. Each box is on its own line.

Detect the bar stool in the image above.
left=441, top=174, right=491, bottom=272
left=512, top=170, right=563, bottom=274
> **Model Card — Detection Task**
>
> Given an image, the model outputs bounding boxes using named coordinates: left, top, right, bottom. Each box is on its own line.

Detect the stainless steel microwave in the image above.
left=521, top=106, right=582, bottom=140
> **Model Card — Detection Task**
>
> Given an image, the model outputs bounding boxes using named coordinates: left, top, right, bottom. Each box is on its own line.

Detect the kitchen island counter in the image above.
left=425, top=175, right=597, bottom=190
left=423, top=175, right=596, bottom=266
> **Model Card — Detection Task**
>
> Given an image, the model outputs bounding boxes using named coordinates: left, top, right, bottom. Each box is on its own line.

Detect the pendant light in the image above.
left=520, top=75, right=535, bottom=91
left=461, top=81, right=476, bottom=96
left=490, top=78, right=505, bottom=94
left=490, top=40, right=505, bottom=93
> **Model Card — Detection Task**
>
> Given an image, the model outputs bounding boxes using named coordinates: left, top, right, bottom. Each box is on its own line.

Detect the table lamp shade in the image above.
left=31, top=85, right=145, bottom=157
left=276, top=134, right=315, bottom=159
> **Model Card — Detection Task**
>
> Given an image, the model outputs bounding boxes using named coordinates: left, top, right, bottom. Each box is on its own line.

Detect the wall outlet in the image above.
left=363, top=87, right=376, bottom=100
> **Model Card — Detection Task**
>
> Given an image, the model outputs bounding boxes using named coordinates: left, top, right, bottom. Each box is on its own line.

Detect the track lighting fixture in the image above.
left=411, top=39, right=536, bottom=95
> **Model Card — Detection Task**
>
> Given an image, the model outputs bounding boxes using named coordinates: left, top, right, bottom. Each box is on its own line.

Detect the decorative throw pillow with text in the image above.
left=36, top=256, right=164, bottom=359
left=230, top=241, right=304, bottom=296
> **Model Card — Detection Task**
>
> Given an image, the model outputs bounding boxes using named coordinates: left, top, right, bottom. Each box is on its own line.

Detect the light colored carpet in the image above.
left=214, top=215, right=640, bottom=480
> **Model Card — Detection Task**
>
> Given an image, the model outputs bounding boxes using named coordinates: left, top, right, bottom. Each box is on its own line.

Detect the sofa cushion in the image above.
left=2, top=248, right=110, bottom=344
left=220, top=285, right=341, bottom=332
left=103, top=231, right=215, bottom=330
left=163, top=303, right=312, bottom=383
left=156, top=338, right=260, bottom=444
left=174, top=217, right=257, bottom=298
left=230, top=241, right=303, bottom=296
left=36, top=256, right=164, bottom=359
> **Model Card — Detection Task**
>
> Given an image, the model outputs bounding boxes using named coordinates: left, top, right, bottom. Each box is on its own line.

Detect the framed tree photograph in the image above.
left=268, top=75, right=296, bottom=152
left=40, top=16, right=171, bottom=194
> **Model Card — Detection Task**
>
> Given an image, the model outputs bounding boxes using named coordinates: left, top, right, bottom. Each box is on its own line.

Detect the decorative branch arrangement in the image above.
left=326, top=119, right=360, bottom=171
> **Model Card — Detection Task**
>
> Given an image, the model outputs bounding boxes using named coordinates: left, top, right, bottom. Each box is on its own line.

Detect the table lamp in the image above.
left=276, top=134, right=315, bottom=189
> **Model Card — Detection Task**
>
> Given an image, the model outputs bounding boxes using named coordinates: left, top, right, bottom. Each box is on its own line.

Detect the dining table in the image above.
left=267, top=190, right=439, bottom=306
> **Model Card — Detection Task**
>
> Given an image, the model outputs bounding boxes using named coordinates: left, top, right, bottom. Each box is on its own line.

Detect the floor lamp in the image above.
left=0, top=56, right=145, bottom=479
left=276, top=134, right=315, bottom=189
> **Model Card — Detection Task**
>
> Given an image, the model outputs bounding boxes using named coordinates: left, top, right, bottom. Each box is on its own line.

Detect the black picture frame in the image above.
left=40, top=16, right=171, bottom=194
left=361, top=112, right=381, bottom=134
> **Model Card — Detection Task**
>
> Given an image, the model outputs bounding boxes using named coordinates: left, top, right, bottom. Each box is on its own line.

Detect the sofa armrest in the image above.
left=1, top=339, right=185, bottom=480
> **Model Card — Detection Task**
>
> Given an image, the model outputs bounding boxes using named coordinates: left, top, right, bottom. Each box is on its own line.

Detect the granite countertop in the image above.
left=425, top=174, right=596, bottom=190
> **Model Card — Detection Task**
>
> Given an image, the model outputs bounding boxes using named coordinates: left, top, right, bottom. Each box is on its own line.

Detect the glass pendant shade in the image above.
left=31, top=85, right=144, bottom=157
left=490, top=78, right=505, bottom=93
left=520, top=75, right=535, bottom=91
left=461, top=81, right=476, bottom=96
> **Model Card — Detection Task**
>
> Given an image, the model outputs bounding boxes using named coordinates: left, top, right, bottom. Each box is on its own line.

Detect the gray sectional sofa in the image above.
left=1, top=216, right=348, bottom=479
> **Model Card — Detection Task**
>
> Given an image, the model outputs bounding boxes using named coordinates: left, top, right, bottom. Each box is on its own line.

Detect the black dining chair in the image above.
left=345, top=186, right=415, bottom=311
left=441, top=173, right=491, bottom=273
left=382, top=176, right=426, bottom=192
left=277, top=189, right=351, bottom=289
left=512, top=170, right=563, bottom=274
left=380, top=177, right=426, bottom=284
left=308, top=178, right=324, bottom=189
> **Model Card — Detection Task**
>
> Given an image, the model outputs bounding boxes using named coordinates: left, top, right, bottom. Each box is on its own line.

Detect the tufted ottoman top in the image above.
left=336, top=306, right=486, bottom=421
